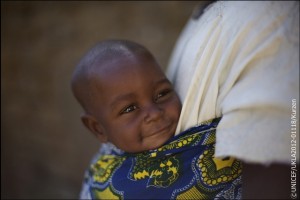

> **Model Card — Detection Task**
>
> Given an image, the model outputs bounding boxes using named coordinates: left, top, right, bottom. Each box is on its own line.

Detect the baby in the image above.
left=71, top=40, right=242, bottom=200
left=71, top=39, right=182, bottom=153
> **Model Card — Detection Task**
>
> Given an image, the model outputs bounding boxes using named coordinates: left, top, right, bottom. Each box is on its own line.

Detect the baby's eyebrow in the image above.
left=154, top=78, right=171, bottom=86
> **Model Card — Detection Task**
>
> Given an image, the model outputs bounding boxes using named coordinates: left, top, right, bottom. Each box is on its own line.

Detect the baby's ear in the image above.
left=81, top=113, right=108, bottom=143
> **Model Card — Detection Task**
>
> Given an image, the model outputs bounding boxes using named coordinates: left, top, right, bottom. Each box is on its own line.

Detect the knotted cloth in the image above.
left=167, top=1, right=299, bottom=164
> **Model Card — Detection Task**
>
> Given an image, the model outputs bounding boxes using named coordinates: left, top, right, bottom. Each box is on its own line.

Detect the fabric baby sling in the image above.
left=80, top=118, right=242, bottom=199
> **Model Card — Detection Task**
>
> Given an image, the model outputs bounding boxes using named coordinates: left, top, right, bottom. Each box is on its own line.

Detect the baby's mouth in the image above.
left=145, top=123, right=172, bottom=138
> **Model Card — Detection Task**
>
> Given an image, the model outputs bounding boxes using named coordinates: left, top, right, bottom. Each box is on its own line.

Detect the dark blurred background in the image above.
left=1, top=1, right=202, bottom=199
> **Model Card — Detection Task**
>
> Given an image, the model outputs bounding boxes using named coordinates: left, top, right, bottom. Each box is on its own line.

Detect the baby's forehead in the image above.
left=88, top=54, right=163, bottom=88
left=92, top=52, right=156, bottom=75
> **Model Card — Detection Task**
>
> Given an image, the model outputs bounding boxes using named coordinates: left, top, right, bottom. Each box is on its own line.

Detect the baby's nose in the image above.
left=143, top=104, right=163, bottom=123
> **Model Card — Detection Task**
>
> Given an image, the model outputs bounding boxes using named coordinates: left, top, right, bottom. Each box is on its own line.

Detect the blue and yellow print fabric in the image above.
left=82, top=118, right=242, bottom=199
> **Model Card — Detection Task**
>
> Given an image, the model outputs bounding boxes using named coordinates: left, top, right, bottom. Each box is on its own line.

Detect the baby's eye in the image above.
left=155, top=89, right=172, bottom=102
left=121, top=105, right=137, bottom=114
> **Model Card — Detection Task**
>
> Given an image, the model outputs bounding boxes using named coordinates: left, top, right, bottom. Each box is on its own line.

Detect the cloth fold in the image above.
left=167, top=1, right=299, bottom=164
left=80, top=118, right=242, bottom=199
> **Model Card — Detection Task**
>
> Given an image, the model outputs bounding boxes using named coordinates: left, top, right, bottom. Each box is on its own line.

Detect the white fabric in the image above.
left=167, top=1, right=299, bottom=164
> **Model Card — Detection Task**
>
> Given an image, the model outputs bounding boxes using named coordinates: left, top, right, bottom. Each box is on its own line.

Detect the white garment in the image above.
left=167, top=1, right=299, bottom=164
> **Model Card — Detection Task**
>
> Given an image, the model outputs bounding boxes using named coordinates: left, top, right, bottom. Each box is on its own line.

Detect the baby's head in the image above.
left=71, top=40, right=181, bottom=153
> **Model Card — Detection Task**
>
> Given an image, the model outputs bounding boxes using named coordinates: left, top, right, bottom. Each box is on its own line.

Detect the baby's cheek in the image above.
left=168, top=100, right=181, bottom=121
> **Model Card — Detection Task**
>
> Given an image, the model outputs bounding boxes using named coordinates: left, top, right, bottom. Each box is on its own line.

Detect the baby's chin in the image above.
left=120, top=135, right=174, bottom=154
left=142, top=125, right=177, bottom=152
left=139, top=131, right=175, bottom=152
left=120, top=124, right=177, bottom=153
left=146, top=136, right=173, bottom=151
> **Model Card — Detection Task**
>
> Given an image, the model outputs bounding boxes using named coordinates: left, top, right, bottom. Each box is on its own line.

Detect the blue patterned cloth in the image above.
left=80, top=118, right=242, bottom=199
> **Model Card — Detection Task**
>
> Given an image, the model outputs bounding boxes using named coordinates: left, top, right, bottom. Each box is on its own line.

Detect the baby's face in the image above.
left=90, top=56, right=181, bottom=153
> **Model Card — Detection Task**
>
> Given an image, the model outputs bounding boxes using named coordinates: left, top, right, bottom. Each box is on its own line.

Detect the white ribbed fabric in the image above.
left=167, top=1, right=299, bottom=164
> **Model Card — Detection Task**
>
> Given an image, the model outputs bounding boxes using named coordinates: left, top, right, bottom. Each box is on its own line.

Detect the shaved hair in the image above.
left=71, top=39, right=156, bottom=114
